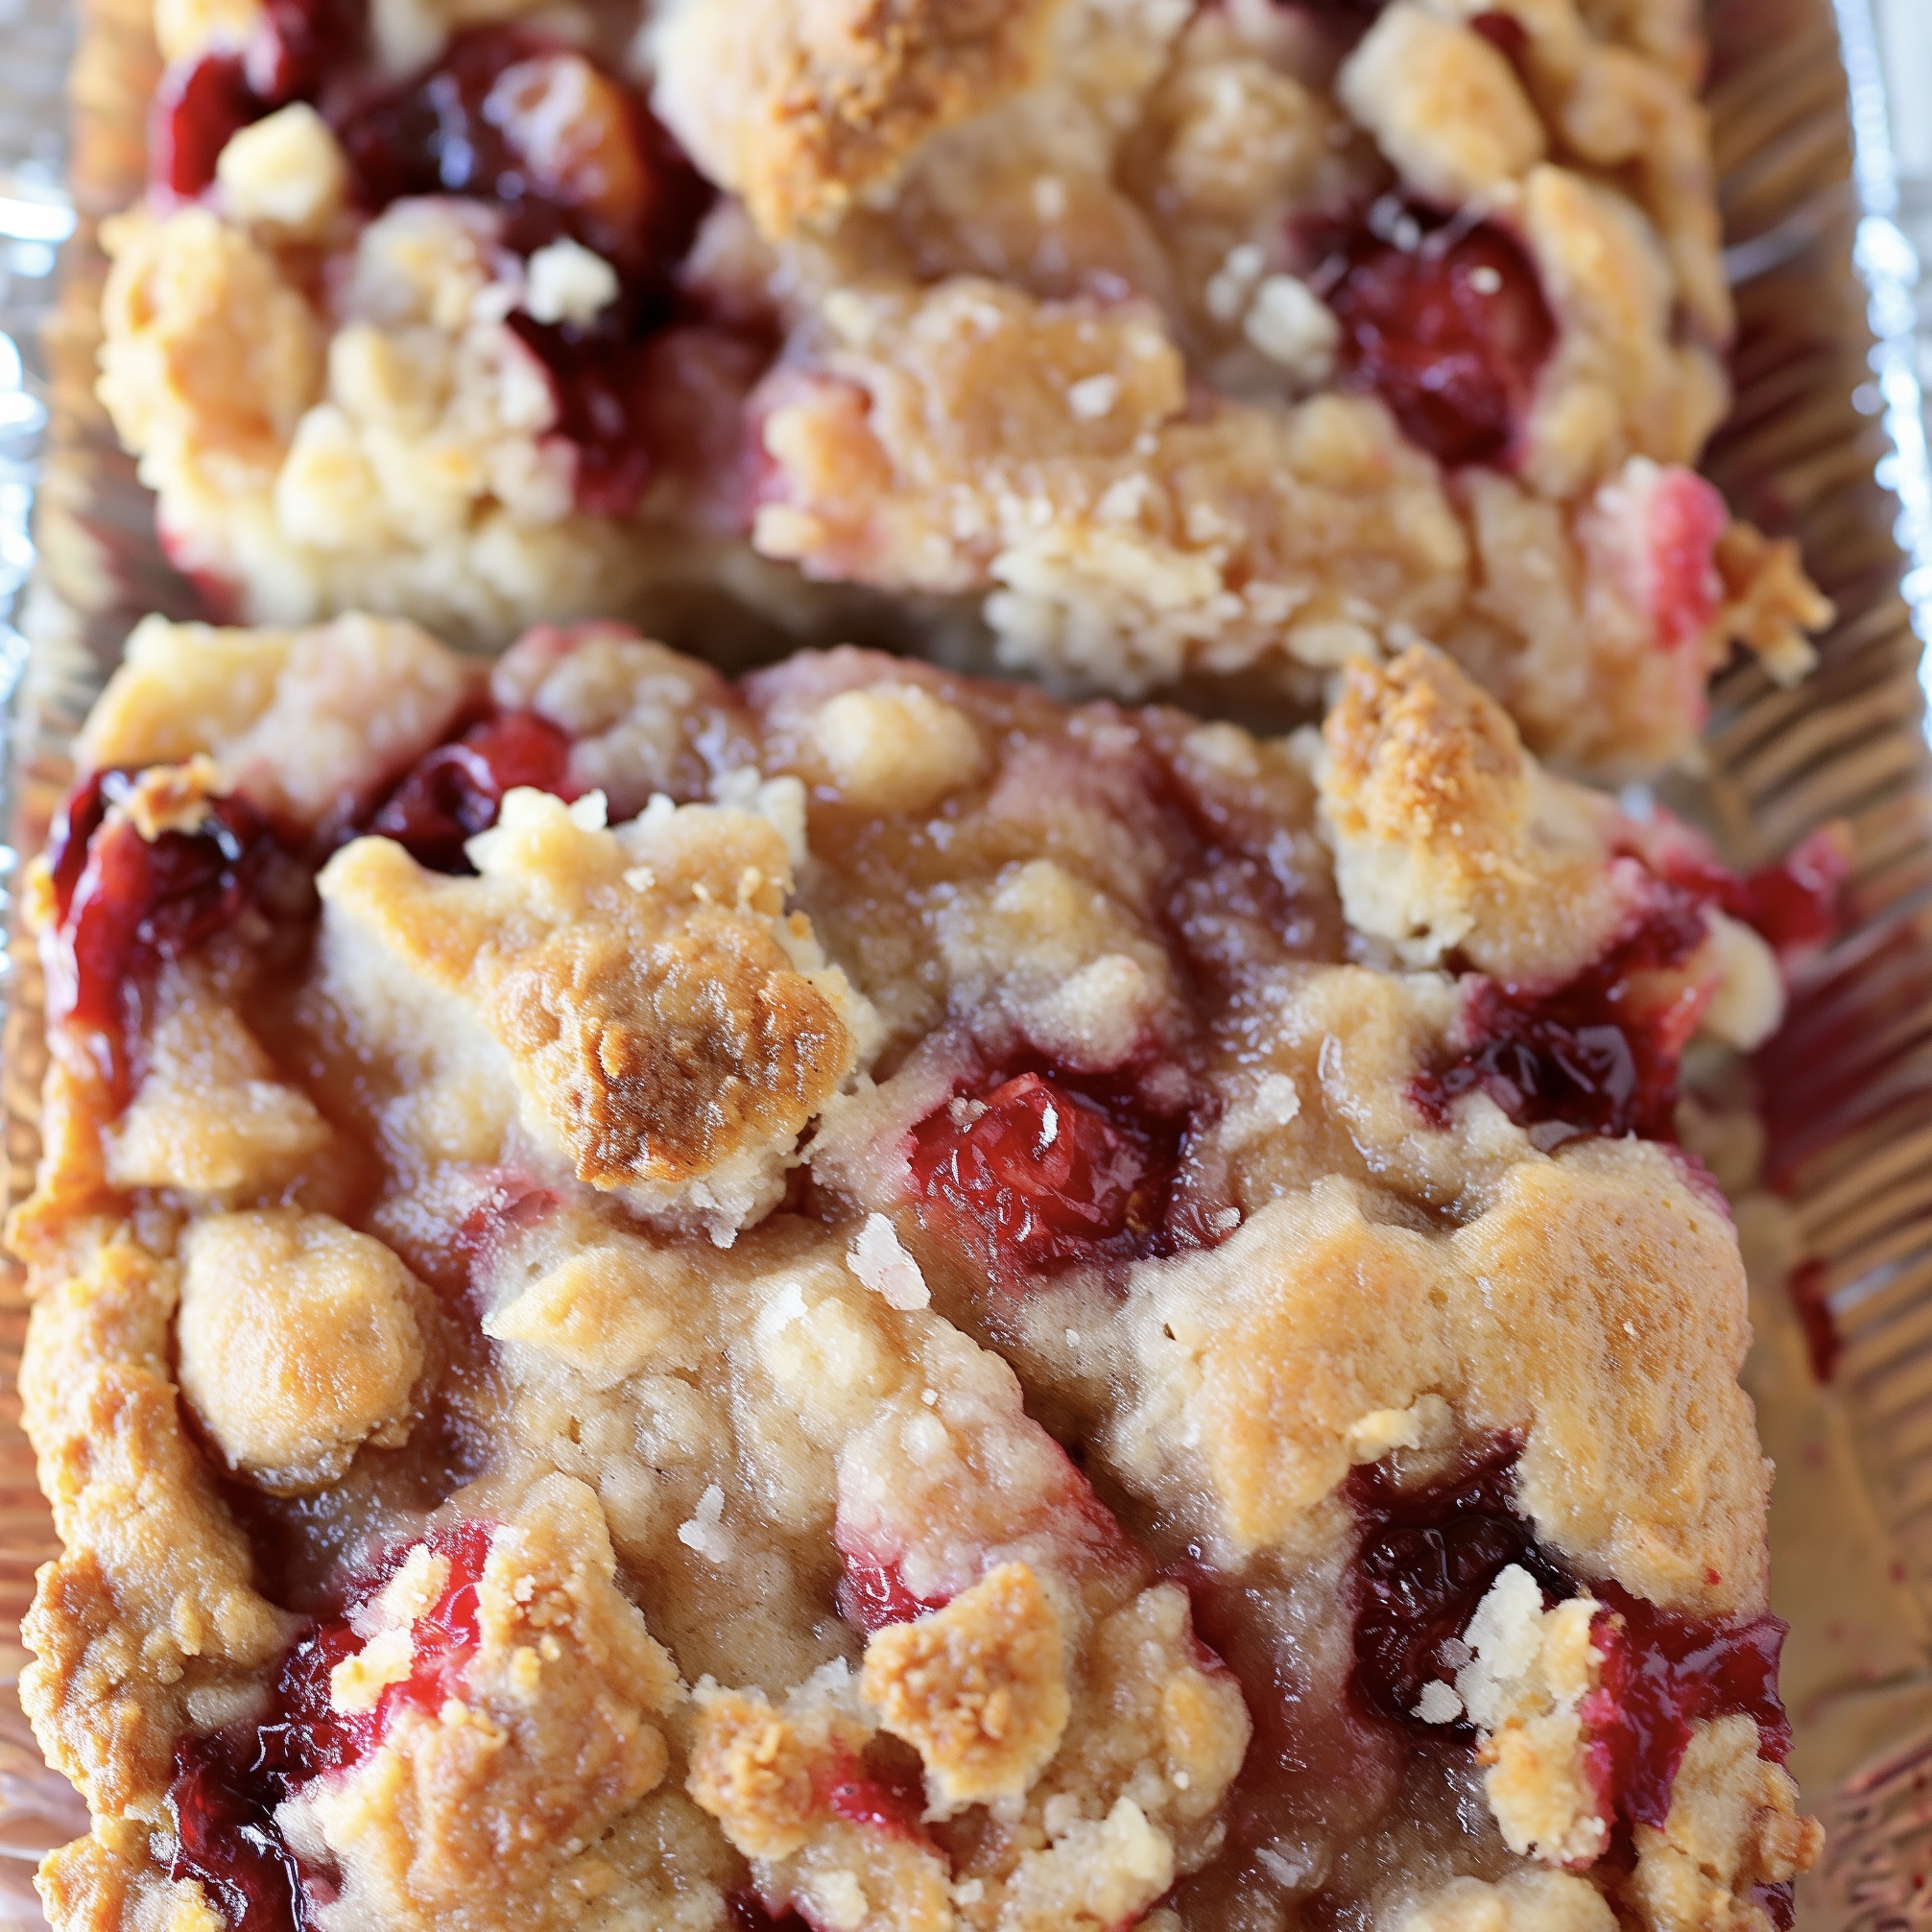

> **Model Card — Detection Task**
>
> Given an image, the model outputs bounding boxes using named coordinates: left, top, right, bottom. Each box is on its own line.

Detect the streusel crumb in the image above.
left=14, top=621, right=1824, bottom=1932
left=97, top=0, right=1825, bottom=775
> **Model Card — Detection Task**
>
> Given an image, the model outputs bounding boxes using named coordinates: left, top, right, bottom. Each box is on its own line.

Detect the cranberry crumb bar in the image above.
left=101, top=0, right=1828, bottom=775
left=14, top=620, right=1833, bottom=1931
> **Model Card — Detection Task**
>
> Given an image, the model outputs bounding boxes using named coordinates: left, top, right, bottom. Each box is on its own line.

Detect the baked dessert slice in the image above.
left=14, top=618, right=1830, bottom=1931
left=98, top=0, right=1827, bottom=773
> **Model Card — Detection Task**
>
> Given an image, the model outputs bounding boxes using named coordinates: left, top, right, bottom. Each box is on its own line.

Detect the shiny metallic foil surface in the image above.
left=2, top=0, right=1932, bottom=1926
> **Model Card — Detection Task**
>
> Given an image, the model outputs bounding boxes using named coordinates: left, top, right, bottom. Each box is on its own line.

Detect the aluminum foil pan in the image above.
left=2, top=0, right=1931, bottom=1925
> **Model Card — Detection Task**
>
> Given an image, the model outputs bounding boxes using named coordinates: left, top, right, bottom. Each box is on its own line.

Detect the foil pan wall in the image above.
left=0, top=1, right=1930, bottom=1927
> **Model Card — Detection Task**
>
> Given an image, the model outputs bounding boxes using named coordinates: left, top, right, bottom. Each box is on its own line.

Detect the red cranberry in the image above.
left=820, top=1752, right=927, bottom=1839
left=247, top=0, right=367, bottom=105
left=1348, top=1446, right=1792, bottom=1832
left=1410, top=894, right=1712, bottom=1140
left=1348, top=1443, right=1572, bottom=1725
left=367, top=711, right=574, bottom=872
left=505, top=318, right=659, bottom=517
left=335, top=28, right=704, bottom=281
left=1318, top=208, right=1556, bottom=468
left=254, top=1619, right=376, bottom=1781
left=1658, top=824, right=1849, bottom=961
left=455, top=1172, right=561, bottom=1257
left=1752, top=1883, right=1797, bottom=1931
left=1469, top=11, right=1530, bottom=61
left=167, top=1731, right=313, bottom=1932
left=835, top=1555, right=951, bottom=1635
left=909, top=1071, right=1172, bottom=1281
left=1583, top=1585, right=1791, bottom=1830
left=152, top=54, right=263, bottom=199
left=370, top=1521, right=492, bottom=1729
left=166, top=1523, right=493, bottom=1932
left=47, top=769, right=297, bottom=1096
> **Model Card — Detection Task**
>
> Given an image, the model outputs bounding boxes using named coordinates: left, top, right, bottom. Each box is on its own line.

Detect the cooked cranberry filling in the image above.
left=1585, top=1584, right=1790, bottom=1829
left=1411, top=895, right=1711, bottom=1139
left=151, top=4, right=717, bottom=520
left=367, top=710, right=575, bottom=873
left=46, top=768, right=298, bottom=1098
left=910, top=1070, right=1181, bottom=1281
left=1315, top=208, right=1556, bottom=469
left=334, top=27, right=707, bottom=282
left=1349, top=1448, right=1791, bottom=1834
left=1468, top=10, right=1530, bottom=61
left=1348, top=1443, right=1570, bottom=1727
left=153, top=53, right=261, bottom=200
left=505, top=318, right=664, bottom=518
left=835, top=1554, right=952, bottom=1635
left=168, top=1523, right=493, bottom=1932
left=167, top=1730, right=314, bottom=1932
left=820, top=1751, right=928, bottom=1839
left=728, top=1896, right=812, bottom=1932
left=1641, top=466, right=1731, bottom=652
left=1413, top=826, right=1847, bottom=1142
left=1785, top=1256, right=1839, bottom=1383
left=1659, top=823, right=1850, bottom=960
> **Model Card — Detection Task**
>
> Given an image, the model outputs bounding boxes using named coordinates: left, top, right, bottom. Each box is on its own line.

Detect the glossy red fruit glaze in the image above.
left=1348, top=1446, right=1792, bottom=1829
left=821, top=1752, right=928, bottom=1839
left=910, top=1071, right=1170, bottom=1281
left=47, top=769, right=291, bottom=1096
left=167, top=1523, right=495, bottom=1932
left=506, top=319, right=659, bottom=517
left=1410, top=892, right=1712, bottom=1139
left=371, top=1519, right=493, bottom=1732
left=335, top=28, right=705, bottom=279
left=152, top=53, right=260, bottom=198
left=1348, top=1443, right=1571, bottom=1725
left=1753, top=1882, right=1797, bottom=1931
left=1469, top=10, right=1530, bottom=61
left=167, top=1730, right=313, bottom=1932
left=1582, top=1585, right=1791, bottom=1829
left=368, top=710, right=574, bottom=873
left=1658, top=823, right=1850, bottom=960
left=246, top=0, right=367, bottom=105
left=1319, top=209, right=1556, bottom=468
left=835, top=1554, right=952, bottom=1634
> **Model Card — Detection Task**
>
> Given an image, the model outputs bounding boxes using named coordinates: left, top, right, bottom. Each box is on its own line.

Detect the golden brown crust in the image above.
left=860, top=1561, right=1070, bottom=1809
left=20, top=1235, right=295, bottom=1819
left=318, top=789, right=874, bottom=1233
left=654, top=0, right=1069, bottom=236
left=284, top=1477, right=680, bottom=1932
left=36, top=1821, right=220, bottom=1932
left=13, top=628, right=1812, bottom=1932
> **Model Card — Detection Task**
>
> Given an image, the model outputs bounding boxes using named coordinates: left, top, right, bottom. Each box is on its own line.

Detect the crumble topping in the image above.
left=175, top=1209, right=429, bottom=1493
left=97, top=0, right=1827, bottom=775
left=278, top=1476, right=681, bottom=1932
left=860, top=1561, right=1071, bottom=1811
left=13, top=622, right=1823, bottom=1932
left=652, top=0, right=1068, bottom=236
left=317, top=785, right=878, bottom=1237
left=1394, top=1869, right=1619, bottom=1932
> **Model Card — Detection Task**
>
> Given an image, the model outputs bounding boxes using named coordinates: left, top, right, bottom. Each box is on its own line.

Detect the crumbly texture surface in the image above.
left=15, top=621, right=1819, bottom=1932
left=98, top=0, right=1827, bottom=775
